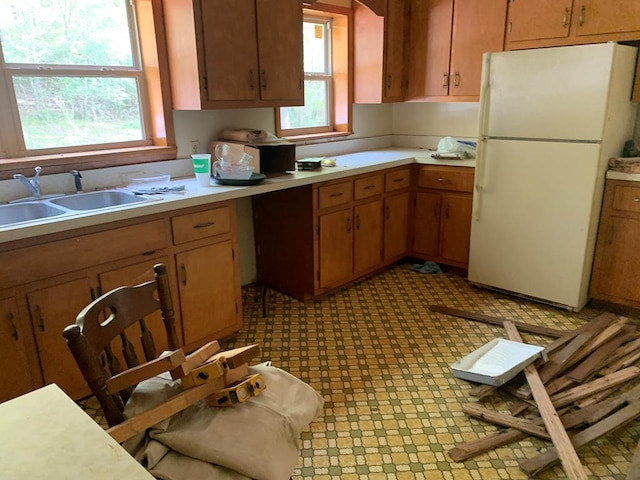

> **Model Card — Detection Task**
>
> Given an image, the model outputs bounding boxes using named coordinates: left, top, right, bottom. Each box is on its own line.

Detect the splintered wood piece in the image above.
left=170, top=340, right=221, bottom=379
left=561, top=383, right=640, bottom=428
left=520, top=399, right=640, bottom=476
left=462, top=403, right=550, bottom=439
left=567, top=326, right=636, bottom=383
left=603, top=337, right=640, bottom=368
left=544, top=376, right=577, bottom=396
left=604, top=348, right=640, bottom=375
left=428, top=305, right=564, bottom=337
left=107, top=363, right=249, bottom=443
left=106, top=349, right=186, bottom=394
left=550, top=367, right=640, bottom=409
left=504, top=321, right=588, bottom=480
left=448, top=428, right=529, bottom=462
left=468, top=384, right=498, bottom=398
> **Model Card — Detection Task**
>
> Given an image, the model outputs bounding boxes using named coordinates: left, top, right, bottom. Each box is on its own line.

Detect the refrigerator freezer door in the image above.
left=468, top=139, right=602, bottom=309
left=481, top=43, right=618, bottom=141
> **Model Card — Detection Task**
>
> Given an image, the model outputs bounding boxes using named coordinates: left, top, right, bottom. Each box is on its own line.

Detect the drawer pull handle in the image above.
left=364, top=185, right=375, bottom=190
left=579, top=5, right=586, bottom=26
left=633, top=198, right=640, bottom=203
left=562, top=8, right=569, bottom=27
left=142, top=250, right=156, bottom=256
left=7, top=312, right=18, bottom=341
left=194, top=222, right=215, bottom=229
left=329, top=192, right=343, bottom=198
left=437, top=178, right=448, bottom=182
left=346, top=216, right=352, bottom=233
left=180, top=264, right=188, bottom=286
left=34, top=304, right=45, bottom=332
left=393, top=178, right=404, bottom=183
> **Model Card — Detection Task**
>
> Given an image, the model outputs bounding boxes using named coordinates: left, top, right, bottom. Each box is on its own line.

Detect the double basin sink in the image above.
left=0, top=190, right=155, bottom=227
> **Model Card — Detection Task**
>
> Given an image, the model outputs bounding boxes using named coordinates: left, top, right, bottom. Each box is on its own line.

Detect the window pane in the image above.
left=280, top=80, right=328, bottom=130
left=13, top=76, right=143, bottom=149
left=0, top=0, right=133, bottom=66
left=302, top=21, right=328, bottom=74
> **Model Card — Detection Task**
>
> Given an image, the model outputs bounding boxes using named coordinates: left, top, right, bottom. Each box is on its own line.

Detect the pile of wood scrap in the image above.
left=430, top=306, right=640, bottom=480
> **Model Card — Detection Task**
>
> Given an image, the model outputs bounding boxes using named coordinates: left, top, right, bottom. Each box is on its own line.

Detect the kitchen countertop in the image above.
left=606, top=170, right=640, bottom=181
left=0, top=148, right=475, bottom=244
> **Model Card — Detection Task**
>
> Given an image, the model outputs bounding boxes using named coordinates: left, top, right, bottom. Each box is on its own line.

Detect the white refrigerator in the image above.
left=468, top=42, right=638, bottom=311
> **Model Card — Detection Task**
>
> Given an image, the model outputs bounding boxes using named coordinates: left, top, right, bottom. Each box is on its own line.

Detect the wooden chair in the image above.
left=63, top=263, right=180, bottom=428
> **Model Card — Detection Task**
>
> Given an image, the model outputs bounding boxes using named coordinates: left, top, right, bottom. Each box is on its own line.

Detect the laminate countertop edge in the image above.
left=0, top=148, right=475, bottom=244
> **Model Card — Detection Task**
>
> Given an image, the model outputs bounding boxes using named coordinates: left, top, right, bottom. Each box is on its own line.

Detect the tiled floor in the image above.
left=81, top=261, right=640, bottom=479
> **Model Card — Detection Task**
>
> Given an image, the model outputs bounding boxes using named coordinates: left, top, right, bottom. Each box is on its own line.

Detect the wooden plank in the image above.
left=567, top=326, right=636, bottom=382
left=468, top=384, right=498, bottom=398
left=561, top=383, right=640, bottom=428
left=504, top=321, right=588, bottom=480
left=603, top=337, right=640, bottom=368
left=520, top=400, right=640, bottom=476
left=208, top=344, right=260, bottom=369
left=462, top=403, right=550, bottom=439
left=448, top=428, right=529, bottom=462
left=428, top=305, right=564, bottom=337
left=107, top=364, right=247, bottom=443
left=170, top=340, right=221, bottom=379
left=550, top=367, right=640, bottom=408
left=106, top=349, right=186, bottom=394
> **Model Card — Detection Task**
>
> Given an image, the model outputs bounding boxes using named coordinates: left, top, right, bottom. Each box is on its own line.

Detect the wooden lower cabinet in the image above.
left=254, top=167, right=411, bottom=301
left=0, top=297, right=40, bottom=403
left=590, top=179, right=640, bottom=307
left=410, top=165, right=474, bottom=269
left=0, top=201, right=242, bottom=402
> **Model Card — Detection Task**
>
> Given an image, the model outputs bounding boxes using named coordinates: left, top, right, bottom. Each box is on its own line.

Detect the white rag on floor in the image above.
left=122, top=365, right=324, bottom=480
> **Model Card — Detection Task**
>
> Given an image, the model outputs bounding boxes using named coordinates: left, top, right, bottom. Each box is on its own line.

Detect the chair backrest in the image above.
left=63, top=263, right=180, bottom=427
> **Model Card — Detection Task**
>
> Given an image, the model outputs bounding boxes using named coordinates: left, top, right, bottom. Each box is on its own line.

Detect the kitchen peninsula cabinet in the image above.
left=590, top=179, right=640, bottom=308
left=505, top=0, right=640, bottom=50
left=354, top=0, right=407, bottom=103
left=163, top=0, right=303, bottom=109
left=406, top=0, right=507, bottom=101
left=0, top=297, right=40, bottom=403
left=410, top=165, right=474, bottom=268
left=0, top=202, right=242, bottom=402
left=253, top=167, right=411, bottom=301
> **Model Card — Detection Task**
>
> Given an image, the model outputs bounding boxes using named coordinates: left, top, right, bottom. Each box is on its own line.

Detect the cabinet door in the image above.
left=591, top=216, right=640, bottom=302
left=573, top=0, right=640, bottom=36
left=449, top=0, right=507, bottom=97
left=406, top=0, right=453, bottom=98
left=383, top=0, right=407, bottom=101
left=99, top=257, right=178, bottom=362
left=27, top=278, right=93, bottom=399
left=384, top=192, right=410, bottom=261
left=354, top=200, right=384, bottom=275
left=200, top=0, right=260, bottom=102
left=176, top=241, right=241, bottom=347
left=507, top=0, right=573, bottom=42
left=413, top=191, right=441, bottom=257
left=319, top=209, right=353, bottom=288
left=255, top=0, right=303, bottom=103
left=0, top=297, right=39, bottom=403
left=439, top=192, right=472, bottom=266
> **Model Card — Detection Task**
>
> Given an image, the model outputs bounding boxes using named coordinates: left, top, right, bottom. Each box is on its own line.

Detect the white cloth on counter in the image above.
left=123, top=365, right=324, bottom=480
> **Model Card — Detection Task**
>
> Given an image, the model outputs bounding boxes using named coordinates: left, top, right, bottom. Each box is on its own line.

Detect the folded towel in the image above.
left=410, top=261, right=442, bottom=274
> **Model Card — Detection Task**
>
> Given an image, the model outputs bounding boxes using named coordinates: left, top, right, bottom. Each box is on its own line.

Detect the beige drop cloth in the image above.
left=123, top=365, right=324, bottom=480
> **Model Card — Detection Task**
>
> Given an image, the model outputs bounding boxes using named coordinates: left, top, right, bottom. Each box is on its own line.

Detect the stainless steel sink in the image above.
left=49, top=190, right=148, bottom=211
left=0, top=202, right=67, bottom=227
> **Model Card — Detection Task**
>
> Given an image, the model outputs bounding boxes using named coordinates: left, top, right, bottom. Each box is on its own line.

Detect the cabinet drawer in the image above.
left=318, top=181, right=353, bottom=210
left=354, top=174, right=383, bottom=200
left=418, top=166, right=474, bottom=192
left=0, top=220, right=167, bottom=289
left=612, top=185, right=640, bottom=214
left=172, top=207, right=231, bottom=245
left=385, top=168, right=411, bottom=192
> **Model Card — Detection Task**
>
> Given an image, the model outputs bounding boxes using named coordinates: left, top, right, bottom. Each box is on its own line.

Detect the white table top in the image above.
left=0, top=384, right=153, bottom=479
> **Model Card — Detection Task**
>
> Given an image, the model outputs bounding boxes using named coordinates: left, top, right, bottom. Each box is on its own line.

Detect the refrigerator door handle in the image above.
left=474, top=53, right=492, bottom=221
left=473, top=137, right=487, bottom=221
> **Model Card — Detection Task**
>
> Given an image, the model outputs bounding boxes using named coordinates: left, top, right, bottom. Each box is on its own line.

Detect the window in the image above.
left=276, top=5, right=352, bottom=140
left=0, top=0, right=175, bottom=176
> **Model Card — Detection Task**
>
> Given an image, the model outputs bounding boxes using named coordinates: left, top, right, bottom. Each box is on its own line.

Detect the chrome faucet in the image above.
left=13, top=166, right=42, bottom=199
left=70, top=170, right=83, bottom=193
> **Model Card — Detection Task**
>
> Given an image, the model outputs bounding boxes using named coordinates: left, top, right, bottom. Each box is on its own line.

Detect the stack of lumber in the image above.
left=432, top=306, right=640, bottom=479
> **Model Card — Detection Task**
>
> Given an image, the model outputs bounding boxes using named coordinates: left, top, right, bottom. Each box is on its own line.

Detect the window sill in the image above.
left=0, top=146, right=177, bottom=179
left=283, top=131, right=354, bottom=145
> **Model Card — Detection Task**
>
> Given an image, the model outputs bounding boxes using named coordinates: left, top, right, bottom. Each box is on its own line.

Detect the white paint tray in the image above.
left=451, top=338, right=544, bottom=386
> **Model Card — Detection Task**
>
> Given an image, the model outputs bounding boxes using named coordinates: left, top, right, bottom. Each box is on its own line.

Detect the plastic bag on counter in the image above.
left=436, top=136, right=477, bottom=158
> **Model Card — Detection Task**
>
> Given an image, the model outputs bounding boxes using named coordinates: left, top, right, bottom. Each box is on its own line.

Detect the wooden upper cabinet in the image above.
left=572, top=0, right=640, bottom=37
left=354, top=0, right=408, bottom=103
left=406, top=0, right=506, bottom=101
left=164, top=0, right=303, bottom=109
left=506, top=0, right=573, bottom=42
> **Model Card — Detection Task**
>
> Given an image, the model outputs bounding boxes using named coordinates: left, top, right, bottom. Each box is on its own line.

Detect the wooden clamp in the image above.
left=208, top=373, right=266, bottom=407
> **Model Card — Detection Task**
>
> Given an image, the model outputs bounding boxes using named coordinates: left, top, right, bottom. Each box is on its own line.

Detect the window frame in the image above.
left=0, top=0, right=176, bottom=179
left=276, top=3, right=353, bottom=142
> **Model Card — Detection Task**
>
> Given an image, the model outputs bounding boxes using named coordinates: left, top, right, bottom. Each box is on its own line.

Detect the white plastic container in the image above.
left=451, top=338, right=544, bottom=386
